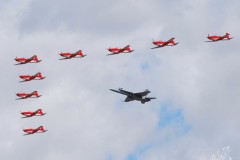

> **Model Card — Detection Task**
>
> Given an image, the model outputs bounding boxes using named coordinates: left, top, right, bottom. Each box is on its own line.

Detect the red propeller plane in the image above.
left=16, top=91, right=41, bottom=100
left=59, top=50, right=86, bottom=60
left=21, top=109, right=46, bottom=118
left=19, top=72, right=46, bottom=82
left=23, top=126, right=47, bottom=135
left=15, top=55, right=41, bottom=65
left=107, top=45, right=134, bottom=56
left=206, top=33, right=233, bottom=42
left=151, top=38, right=179, bottom=49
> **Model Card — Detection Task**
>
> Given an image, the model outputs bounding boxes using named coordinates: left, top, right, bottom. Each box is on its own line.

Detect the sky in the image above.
left=0, top=0, right=239, bottom=159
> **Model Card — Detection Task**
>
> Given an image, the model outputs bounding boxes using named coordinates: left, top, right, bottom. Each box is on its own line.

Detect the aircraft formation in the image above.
left=15, top=55, right=47, bottom=135
left=14, top=33, right=232, bottom=135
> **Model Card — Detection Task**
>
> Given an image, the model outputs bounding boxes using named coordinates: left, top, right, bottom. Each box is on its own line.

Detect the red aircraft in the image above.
left=59, top=50, right=86, bottom=60
left=16, top=91, right=41, bottom=100
left=206, top=33, right=233, bottom=42
left=23, top=126, right=47, bottom=135
left=19, top=72, right=46, bottom=82
left=107, top=45, right=134, bottom=56
left=151, top=38, right=179, bottom=49
left=15, top=55, right=41, bottom=65
left=21, top=109, right=46, bottom=118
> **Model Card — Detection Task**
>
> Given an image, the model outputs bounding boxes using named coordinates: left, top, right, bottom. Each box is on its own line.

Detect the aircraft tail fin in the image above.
left=37, top=109, right=44, bottom=115
left=33, top=91, right=39, bottom=97
left=37, top=72, right=44, bottom=78
left=33, top=55, right=39, bottom=61
left=76, top=50, right=83, bottom=56
left=170, top=38, right=175, bottom=44
left=225, top=33, right=230, bottom=39
left=39, top=126, right=46, bottom=131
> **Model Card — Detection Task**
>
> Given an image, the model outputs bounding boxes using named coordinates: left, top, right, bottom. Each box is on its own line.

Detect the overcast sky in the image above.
left=0, top=0, right=239, bottom=160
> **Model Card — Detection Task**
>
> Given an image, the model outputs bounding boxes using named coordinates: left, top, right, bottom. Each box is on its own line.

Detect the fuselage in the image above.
left=23, top=126, right=46, bottom=134
left=19, top=73, right=44, bottom=81
left=21, top=109, right=45, bottom=117
left=207, top=33, right=231, bottom=41
left=153, top=38, right=175, bottom=46
left=15, top=55, right=40, bottom=64
left=16, top=91, right=40, bottom=98
left=108, top=45, right=133, bottom=53
left=60, top=51, right=85, bottom=58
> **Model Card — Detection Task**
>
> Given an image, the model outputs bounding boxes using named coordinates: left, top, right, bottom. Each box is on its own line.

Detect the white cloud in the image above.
left=0, top=0, right=240, bottom=160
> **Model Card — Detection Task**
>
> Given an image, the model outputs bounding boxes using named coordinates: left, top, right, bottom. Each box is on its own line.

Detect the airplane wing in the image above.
left=59, top=57, right=72, bottom=60
left=15, top=62, right=27, bottom=65
left=171, top=42, right=179, bottom=46
left=21, top=116, right=30, bottom=119
left=118, top=45, right=130, bottom=53
left=151, top=45, right=163, bottom=49
left=124, top=96, right=134, bottom=102
left=109, top=89, right=132, bottom=96
left=205, top=40, right=216, bottom=42
left=134, top=90, right=150, bottom=97
left=106, top=53, right=118, bottom=56
left=109, top=89, right=128, bottom=95
left=23, top=133, right=32, bottom=136
left=15, top=97, right=25, bottom=100
left=19, top=79, right=29, bottom=83
left=145, top=97, right=156, bottom=100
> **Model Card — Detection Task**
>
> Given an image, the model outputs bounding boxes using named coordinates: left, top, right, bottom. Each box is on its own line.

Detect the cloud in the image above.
left=0, top=0, right=240, bottom=160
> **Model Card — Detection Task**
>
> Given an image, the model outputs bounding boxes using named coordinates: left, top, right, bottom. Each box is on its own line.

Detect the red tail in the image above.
left=37, top=109, right=43, bottom=115
left=76, top=50, right=83, bottom=56
left=39, top=126, right=45, bottom=131
left=33, top=55, right=39, bottom=61
left=169, top=38, right=175, bottom=44
left=225, top=33, right=230, bottom=39
left=33, top=91, right=39, bottom=96
left=37, top=72, right=43, bottom=78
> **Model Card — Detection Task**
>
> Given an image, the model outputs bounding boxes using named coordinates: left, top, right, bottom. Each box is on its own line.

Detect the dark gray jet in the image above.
left=110, top=88, right=156, bottom=104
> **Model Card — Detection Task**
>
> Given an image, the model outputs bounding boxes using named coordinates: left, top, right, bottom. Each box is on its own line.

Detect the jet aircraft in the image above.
left=19, top=72, right=46, bottom=82
left=59, top=50, right=86, bottom=60
left=15, top=55, right=41, bottom=65
left=16, top=91, right=41, bottom=100
left=107, top=45, right=134, bottom=56
left=23, top=126, right=47, bottom=135
left=151, top=38, right=179, bottom=49
left=110, top=88, right=156, bottom=104
left=21, top=109, right=46, bottom=118
left=206, top=33, right=233, bottom=42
